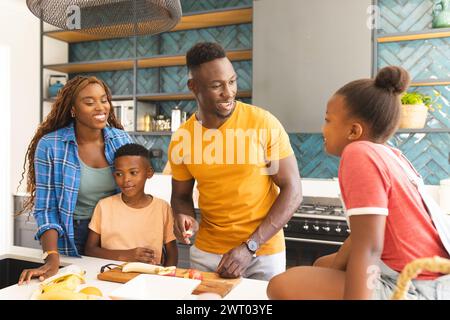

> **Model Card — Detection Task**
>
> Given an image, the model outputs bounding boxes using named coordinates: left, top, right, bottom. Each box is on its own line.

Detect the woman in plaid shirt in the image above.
left=18, top=76, right=132, bottom=284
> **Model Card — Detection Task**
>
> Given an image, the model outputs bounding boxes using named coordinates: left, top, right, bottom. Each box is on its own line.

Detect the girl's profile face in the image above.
left=322, top=94, right=356, bottom=157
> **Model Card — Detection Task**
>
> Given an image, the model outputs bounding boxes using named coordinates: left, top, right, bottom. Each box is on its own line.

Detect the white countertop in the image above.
left=0, top=246, right=268, bottom=300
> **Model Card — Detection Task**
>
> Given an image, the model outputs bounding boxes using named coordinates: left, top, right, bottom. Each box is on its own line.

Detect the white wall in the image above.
left=0, top=0, right=40, bottom=195
left=0, top=0, right=41, bottom=252
left=0, top=45, right=12, bottom=254
left=253, top=0, right=373, bottom=133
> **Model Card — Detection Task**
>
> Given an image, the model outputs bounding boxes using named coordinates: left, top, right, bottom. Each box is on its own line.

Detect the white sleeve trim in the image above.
left=346, top=207, right=389, bottom=216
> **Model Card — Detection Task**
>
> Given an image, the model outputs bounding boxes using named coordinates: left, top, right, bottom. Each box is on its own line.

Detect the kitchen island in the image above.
left=0, top=246, right=268, bottom=300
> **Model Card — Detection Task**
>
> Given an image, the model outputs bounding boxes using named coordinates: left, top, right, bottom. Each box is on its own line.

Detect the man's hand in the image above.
left=216, top=244, right=253, bottom=278
left=173, top=213, right=199, bottom=245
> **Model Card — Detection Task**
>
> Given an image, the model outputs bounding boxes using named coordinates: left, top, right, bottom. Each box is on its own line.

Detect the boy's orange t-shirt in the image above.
left=88, top=194, right=176, bottom=264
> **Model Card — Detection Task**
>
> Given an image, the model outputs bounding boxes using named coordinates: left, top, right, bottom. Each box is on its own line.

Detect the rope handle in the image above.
left=391, top=256, right=450, bottom=300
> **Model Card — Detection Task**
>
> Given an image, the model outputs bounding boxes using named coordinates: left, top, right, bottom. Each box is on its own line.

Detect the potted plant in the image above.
left=399, top=90, right=442, bottom=129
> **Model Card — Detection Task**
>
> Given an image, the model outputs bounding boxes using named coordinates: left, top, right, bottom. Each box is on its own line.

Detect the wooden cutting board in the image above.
left=97, top=264, right=241, bottom=298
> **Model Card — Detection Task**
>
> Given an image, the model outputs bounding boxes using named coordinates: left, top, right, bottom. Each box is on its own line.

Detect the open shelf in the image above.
left=137, top=90, right=252, bottom=102
left=44, top=49, right=252, bottom=73
left=137, top=49, right=252, bottom=68
left=44, top=59, right=134, bottom=73
left=43, top=7, right=253, bottom=43
left=397, top=128, right=450, bottom=133
left=377, top=27, right=450, bottom=43
left=410, top=80, right=450, bottom=87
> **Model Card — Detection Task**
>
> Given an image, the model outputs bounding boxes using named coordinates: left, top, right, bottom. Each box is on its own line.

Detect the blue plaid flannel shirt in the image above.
left=33, top=122, right=132, bottom=256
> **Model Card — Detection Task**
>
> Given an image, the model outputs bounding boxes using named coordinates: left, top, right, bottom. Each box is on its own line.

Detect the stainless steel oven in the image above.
left=284, top=197, right=350, bottom=267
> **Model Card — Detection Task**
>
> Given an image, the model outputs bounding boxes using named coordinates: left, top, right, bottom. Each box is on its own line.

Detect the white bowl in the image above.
left=109, top=274, right=201, bottom=300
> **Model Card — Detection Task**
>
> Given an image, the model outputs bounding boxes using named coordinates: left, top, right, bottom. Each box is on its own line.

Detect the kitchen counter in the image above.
left=0, top=246, right=268, bottom=300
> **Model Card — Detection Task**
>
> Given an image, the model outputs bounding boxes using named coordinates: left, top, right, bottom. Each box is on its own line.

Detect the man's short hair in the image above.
left=114, top=143, right=153, bottom=170
left=186, top=42, right=227, bottom=72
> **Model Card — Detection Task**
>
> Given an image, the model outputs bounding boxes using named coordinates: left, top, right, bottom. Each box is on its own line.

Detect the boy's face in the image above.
left=114, top=156, right=154, bottom=198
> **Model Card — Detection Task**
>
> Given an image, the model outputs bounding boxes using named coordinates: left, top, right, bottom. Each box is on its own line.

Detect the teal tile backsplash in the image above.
left=378, top=0, right=434, bottom=33
left=378, top=37, right=450, bottom=82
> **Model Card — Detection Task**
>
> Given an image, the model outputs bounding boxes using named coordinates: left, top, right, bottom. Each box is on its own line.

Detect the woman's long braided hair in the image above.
left=19, top=76, right=124, bottom=213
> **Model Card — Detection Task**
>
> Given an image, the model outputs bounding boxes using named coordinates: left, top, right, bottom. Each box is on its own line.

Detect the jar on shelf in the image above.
left=164, top=118, right=171, bottom=131
left=155, top=115, right=165, bottom=132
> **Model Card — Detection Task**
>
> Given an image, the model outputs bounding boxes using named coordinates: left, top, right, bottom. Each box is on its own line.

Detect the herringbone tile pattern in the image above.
left=388, top=132, right=450, bottom=185
left=69, top=38, right=134, bottom=62
left=71, top=71, right=134, bottom=95
left=378, top=0, right=434, bottom=33
left=378, top=37, right=450, bottom=82
left=289, top=133, right=340, bottom=179
left=159, top=24, right=252, bottom=56
left=137, top=68, right=159, bottom=94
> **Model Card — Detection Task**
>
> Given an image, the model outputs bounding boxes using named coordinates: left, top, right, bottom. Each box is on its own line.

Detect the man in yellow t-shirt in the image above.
left=168, top=42, right=302, bottom=281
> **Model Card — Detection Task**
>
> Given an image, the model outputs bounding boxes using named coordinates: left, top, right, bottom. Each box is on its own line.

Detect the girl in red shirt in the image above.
left=267, top=66, right=450, bottom=300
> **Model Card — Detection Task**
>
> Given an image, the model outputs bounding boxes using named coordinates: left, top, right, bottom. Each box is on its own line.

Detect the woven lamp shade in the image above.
left=26, top=0, right=182, bottom=37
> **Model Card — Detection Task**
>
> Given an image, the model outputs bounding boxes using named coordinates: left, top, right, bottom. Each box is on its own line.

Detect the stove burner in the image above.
left=296, top=204, right=345, bottom=217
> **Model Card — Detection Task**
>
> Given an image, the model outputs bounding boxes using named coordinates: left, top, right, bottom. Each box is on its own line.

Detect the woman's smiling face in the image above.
left=72, top=83, right=110, bottom=130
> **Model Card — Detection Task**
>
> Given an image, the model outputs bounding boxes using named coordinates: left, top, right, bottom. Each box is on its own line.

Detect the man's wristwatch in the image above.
left=42, top=250, right=59, bottom=261
left=244, top=239, right=259, bottom=257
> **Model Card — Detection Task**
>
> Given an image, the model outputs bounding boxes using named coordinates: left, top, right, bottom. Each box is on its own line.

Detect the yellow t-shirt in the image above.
left=168, top=101, right=294, bottom=255
left=88, top=194, right=176, bottom=264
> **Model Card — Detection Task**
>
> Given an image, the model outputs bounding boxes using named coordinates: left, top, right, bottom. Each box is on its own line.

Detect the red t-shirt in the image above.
left=339, top=141, right=449, bottom=279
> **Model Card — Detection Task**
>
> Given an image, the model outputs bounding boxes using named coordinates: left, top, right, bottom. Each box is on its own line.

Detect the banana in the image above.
left=38, top=289, right=89, bottom=300
left=41, top=274, right=84, bottom=294
left=122, top=262, right=176, bottom=275
left=30, top=265, right=90, bottom=300
left=122, top=262, right=159, bottom=274
left=39, top=265, right=85, bottom=289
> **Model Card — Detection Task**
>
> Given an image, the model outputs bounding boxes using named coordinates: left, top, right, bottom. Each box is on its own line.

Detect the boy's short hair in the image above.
left=186, top=42, right=227, bottom=73
left=114, top=143, right=153, bottom=170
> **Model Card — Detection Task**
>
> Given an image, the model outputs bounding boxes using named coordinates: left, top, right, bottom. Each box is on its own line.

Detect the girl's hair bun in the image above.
left=375, top=66, right=410, bottom=94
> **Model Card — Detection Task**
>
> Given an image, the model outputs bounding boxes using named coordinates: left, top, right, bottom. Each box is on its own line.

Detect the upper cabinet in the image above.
left=252, top=0, right=373, bottom=133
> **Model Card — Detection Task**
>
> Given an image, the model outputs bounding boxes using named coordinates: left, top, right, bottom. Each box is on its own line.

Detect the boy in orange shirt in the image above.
left=85, top=143, right=178, bottom=266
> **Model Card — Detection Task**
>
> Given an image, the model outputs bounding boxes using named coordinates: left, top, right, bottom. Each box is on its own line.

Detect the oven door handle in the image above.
left=285, top=237, right=343, bottom=246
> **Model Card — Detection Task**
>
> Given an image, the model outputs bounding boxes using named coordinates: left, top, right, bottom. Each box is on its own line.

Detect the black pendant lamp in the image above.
left=26, top=0, right=182, bottom=37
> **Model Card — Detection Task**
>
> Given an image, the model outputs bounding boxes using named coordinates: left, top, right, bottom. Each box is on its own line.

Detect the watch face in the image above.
left=247, top=240, right=258, bottom=252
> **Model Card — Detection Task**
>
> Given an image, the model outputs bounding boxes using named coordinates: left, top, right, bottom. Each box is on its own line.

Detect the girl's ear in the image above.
left=348, top=122, right=364, bottom=141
